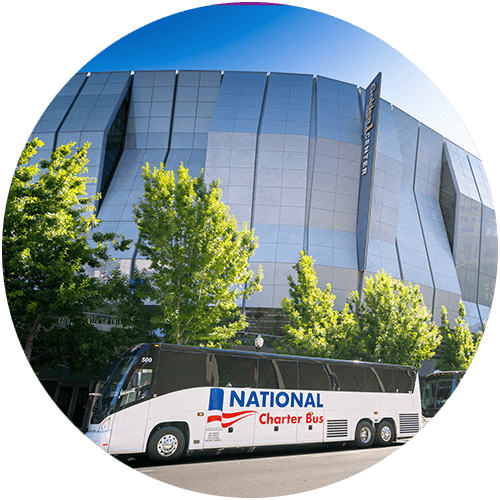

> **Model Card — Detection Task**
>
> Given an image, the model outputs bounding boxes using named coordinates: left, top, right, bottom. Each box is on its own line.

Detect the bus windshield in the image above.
left=423, top=378, right=452, bottom=408
left=91, top=345, right=152, bottom=424
left=421, top=372, right=463, bottom=417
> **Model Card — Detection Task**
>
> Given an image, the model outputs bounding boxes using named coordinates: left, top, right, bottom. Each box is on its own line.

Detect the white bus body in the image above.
left=86, top=343, right=421, bottom=462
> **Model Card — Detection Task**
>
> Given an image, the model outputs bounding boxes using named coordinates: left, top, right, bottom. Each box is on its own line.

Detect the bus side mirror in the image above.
left=131, top=371, right=142, bottom=388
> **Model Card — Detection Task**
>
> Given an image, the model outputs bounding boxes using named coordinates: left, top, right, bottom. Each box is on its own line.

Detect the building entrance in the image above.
left=41, top=380, right=90, bottom=430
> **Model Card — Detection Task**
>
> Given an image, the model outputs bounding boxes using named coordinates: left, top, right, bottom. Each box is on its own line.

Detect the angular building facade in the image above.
left=29, top=70, right=497, bottom=332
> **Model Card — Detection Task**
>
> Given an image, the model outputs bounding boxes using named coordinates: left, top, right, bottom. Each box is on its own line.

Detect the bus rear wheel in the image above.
left=147, top=426, right=185, bottom=463
left=355, top=420, right=376, bottom=448
left=376, top=421, right=395, bottom=446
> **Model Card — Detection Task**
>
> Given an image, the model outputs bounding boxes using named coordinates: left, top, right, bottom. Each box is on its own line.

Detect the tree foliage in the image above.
left=98, top=267, right=160, bottom=345
left=279, top=259, right=440, bottom=367
left=349, top=271, right=441, bottom=367
left=3, top=139, right=130, bottom=373
left=278, top=251, right=359, bottom=359
left=133, top=162, right=262, bottom=347
left=435, top=302, right=482, bottom=371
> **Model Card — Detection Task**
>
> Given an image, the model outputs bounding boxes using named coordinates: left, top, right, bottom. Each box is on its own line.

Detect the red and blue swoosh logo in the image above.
left=207, top=388, right=256, bottom=428
left=207, top=410, right=257, bottom=428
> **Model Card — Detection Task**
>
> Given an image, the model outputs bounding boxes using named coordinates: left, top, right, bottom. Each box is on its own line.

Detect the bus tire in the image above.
left=376, top=421, right=395, bottom=446
left=355, top=420, right=376, bottom=448
left=147, top=426, right=185, bottom=463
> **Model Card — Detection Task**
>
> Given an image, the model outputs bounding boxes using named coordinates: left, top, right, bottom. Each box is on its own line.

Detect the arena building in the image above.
left=29, top=69, right=497, bottom=333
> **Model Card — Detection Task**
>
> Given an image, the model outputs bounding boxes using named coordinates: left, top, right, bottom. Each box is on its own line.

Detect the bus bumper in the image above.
left=85, top=430, right=112, bottom=453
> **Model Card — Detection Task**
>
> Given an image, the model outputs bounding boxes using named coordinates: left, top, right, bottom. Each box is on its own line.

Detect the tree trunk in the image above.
left=24, top=313, right=41, bottom=362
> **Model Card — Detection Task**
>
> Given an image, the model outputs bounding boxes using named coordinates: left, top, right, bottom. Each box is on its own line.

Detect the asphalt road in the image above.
left=122, top=441, right=405, bottom=497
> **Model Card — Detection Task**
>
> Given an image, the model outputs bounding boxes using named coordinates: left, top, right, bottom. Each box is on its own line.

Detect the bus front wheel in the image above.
left=355, top=420, right=376, bottom=448
left=147, top=426, right=185, bottom=463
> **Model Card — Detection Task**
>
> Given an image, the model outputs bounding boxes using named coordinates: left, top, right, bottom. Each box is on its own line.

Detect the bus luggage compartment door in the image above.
left=254, top=409, right=299, bottom=446
left=296, top=409, right=324, bottom=443
left=204, top=413, right=256, bottom=449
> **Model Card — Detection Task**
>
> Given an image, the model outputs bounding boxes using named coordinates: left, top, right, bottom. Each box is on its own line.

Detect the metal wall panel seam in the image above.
left=52, top=73, right=90, bottom=152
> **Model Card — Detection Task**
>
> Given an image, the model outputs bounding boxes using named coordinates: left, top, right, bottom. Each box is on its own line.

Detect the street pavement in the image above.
left=123, top=441, right=405, bottom=497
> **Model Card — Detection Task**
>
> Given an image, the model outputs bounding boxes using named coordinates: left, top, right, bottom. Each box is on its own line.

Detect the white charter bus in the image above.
left=85, top=343, right=421, bottom=462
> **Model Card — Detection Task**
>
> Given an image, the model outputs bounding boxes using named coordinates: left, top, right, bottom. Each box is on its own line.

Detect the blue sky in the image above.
left=80, top=3, right=476, bottom=154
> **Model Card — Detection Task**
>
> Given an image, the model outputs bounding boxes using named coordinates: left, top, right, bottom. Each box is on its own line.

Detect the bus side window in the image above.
left=155, top=351, right=211, bottom=396
left=367, top=367, right=395, bottom=393
left=257, top=359, right=279, bottom=389
left=258, top=359, right=298, bottom=390
left=325, top=363, right=339, bottom=390
left=275, top=360, right=298, bottom=390
left=298, top=362, right=331, bottom=391
left=334, top=364, right=365, bottom=392
left=394, top=369, right=414, bottom=393
left=365, top=367, right=382, bottom=392
left=212, top=355, right=258, bottom=388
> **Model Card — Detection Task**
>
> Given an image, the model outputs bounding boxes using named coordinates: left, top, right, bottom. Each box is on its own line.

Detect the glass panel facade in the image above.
left=57, top=71, right=132, bottom=198
left=95, top=71, right=176, bottom=268
left=443, top=141, right=483, bottom=306
left=27, top=69, right=496, bottom=331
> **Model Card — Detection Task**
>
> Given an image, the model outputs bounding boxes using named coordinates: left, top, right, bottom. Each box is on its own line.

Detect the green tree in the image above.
left=435, top=302, right=482, bottom=371
left=133, top=162, right=262, bottom=347
left=98, top=267, right=160, bottom=344
left=278, top=251, right=360, bottom=359
left=3, top=139, right=130, bottom=373
left=348, top=271, right=440, bottom=367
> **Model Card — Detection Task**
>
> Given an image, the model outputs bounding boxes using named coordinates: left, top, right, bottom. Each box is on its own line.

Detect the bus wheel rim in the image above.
left=380, top=425, right=392, bottom=442
left=157, top=434, right=178, bottom=456
left=360, top=426, right=372, bottom=443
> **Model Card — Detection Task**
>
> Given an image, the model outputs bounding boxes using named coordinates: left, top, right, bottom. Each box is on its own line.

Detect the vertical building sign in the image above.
left=356, top=72, right=382, bottom=271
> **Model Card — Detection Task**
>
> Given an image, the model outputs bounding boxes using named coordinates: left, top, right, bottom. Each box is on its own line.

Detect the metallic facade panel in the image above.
left=29, top=69, right=496, bottom=327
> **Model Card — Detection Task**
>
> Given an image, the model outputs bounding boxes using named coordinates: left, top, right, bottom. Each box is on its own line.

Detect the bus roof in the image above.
left=422, top=371, right=465, bottom=379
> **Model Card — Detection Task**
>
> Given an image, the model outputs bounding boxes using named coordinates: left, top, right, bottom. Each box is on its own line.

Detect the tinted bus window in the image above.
left=258, top=359, right=280, bottom=389
left=299, top=362, right=331, bottom=391
left=276, top=360, right=298, bottom=389
left=334, top=364, right=365, bottom=392
left=366, top=366, right=395, bottom=393
left=325, top=362, right=339, bottom=390
left=212, top=354, right=258, bottom=388
left=394, top=369, right=414, bottom=393
left=155, top=350, right=211, bottom=396
left=365, top=367, right=382, bottom=392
